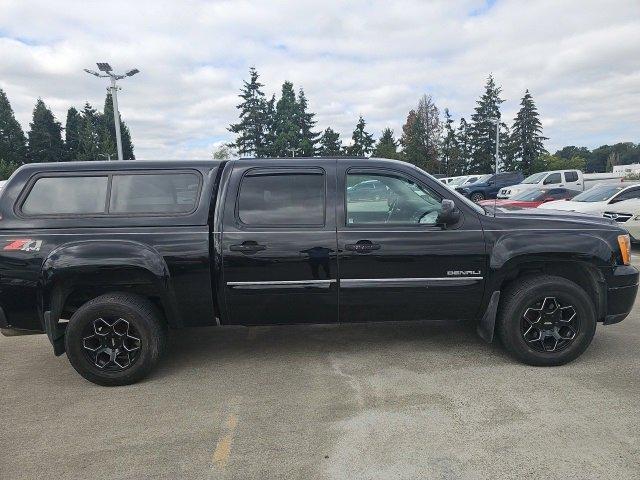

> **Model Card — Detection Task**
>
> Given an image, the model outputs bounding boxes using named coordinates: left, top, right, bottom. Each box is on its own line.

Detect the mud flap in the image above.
left=43, top=311, right=66, bottom=356
left=477, top=291, right=500, bottom=343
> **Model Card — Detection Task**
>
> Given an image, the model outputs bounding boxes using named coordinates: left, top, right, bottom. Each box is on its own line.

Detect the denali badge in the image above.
left=447, top=270, right=481, bottom=276
left=3, top=239, right=43, bottom=252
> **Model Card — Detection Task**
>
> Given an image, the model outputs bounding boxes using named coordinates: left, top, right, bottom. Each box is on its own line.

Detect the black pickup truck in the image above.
left=0, top=158, right=637, bottom=386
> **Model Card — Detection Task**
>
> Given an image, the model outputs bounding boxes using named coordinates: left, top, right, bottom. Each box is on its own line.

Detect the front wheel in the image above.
left=470, top=192, right=485, bottom=203
left=497, top=275, right=596, bottom=366
left=65, top=293, right=167, bottom=386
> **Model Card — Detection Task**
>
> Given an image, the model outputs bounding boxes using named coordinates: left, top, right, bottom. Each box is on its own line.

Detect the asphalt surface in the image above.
left=1, top=258, right=639, bottom=479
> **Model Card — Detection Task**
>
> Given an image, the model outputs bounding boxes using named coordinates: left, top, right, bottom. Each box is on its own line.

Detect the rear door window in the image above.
left=564, top=171, right=579, bottom=182
left=237, top=169, right=325, bottom=226
left=109, top=173, right=200, bottom=214
left=22, top=176, right=108, bottom=215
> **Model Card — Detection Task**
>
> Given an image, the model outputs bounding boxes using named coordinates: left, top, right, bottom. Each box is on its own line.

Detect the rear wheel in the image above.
left=470, top=192, right=485, bottom=203
left=497, top=275, right=596, bottom=366
left=65, top=293, right=167, bottom=386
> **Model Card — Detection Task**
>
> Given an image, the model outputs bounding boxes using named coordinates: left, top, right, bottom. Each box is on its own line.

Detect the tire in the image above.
left=65, top=293, right=167, bottom=386
left=470, top=192, right=485, bottom=203
left=497, top=275, right=596, bottom=366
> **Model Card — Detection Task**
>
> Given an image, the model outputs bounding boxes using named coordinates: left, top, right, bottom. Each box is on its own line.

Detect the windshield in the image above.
left=572, top=185, right=623, bottom=202
left=522, top=172, right=548, bottom=184
left=448, top=176, right=468, bottom=187
left=474, top=174, right=493, bottom=184
left=511, top=189, right=546, bottom=201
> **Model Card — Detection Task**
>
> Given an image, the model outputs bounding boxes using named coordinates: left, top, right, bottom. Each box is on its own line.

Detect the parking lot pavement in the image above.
left=2, top=267, right=640, bottom=480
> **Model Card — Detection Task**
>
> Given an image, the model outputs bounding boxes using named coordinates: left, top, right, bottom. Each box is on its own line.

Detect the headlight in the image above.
left=618, top=234, right=631, bottom=266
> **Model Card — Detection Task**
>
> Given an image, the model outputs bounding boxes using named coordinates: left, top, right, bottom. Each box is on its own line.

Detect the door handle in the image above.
left=345, top=241, right=381, bottom=253
left=229, top=242, right=267, bottom=253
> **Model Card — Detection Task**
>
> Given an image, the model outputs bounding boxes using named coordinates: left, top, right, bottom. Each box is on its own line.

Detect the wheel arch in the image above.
left=40, top=240, right=179, bottom=354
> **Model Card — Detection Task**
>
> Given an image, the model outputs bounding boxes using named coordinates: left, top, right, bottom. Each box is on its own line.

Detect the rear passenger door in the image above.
left=220, top=160, right=338, bottom=325
left=563, top=170, right=581, bottom=190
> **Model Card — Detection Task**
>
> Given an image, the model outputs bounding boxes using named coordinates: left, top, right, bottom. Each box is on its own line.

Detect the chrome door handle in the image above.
left=345, top=241, right=381, bottom=253
left=230, top=242, right=267, bottom=253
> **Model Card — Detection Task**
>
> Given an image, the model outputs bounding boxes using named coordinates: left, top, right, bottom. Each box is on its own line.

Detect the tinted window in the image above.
left=238, top=171, right=325, bottom=225
left=565, top=171, right=579, bottom=182
left=22, top=176, right=108, bottom=215
left=347, top=173, right=442, bottom=225
left=109, top=173, right=200, bottom=214
left=544, top=173, right=562, bottom=185
left=611, top=187, right=640, bottom=203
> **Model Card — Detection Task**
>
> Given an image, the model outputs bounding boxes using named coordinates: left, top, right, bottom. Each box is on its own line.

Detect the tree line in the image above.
left=225, top=68, right=640, bottom=177
left=0, top=88, right=134, bottom=179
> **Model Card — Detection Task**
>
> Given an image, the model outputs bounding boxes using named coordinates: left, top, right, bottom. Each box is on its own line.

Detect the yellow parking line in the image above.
left=212, top=413, right=238, bottom=468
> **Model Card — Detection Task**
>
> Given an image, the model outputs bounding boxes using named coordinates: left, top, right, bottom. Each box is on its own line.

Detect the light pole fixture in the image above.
left=84, top=63, right=139, bottom=161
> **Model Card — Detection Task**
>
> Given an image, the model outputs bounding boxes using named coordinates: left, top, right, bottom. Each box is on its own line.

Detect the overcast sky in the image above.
left=1, top=0, right=638, bottom=159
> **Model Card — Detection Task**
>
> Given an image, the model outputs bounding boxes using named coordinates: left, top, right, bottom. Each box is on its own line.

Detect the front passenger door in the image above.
left=337, top=165, right=486, bottom=324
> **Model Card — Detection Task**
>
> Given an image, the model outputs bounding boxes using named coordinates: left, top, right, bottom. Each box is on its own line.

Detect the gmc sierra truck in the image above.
left=0, top=158, right=637, bottom=386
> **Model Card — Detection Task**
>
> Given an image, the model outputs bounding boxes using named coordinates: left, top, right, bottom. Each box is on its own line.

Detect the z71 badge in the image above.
left=3, top=239, right=43, bottom=252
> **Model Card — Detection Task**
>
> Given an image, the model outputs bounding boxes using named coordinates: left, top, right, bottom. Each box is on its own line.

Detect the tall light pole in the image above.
left=491, top=117, right=500, bottom=174
left=84, top=63, right=139, bottom=161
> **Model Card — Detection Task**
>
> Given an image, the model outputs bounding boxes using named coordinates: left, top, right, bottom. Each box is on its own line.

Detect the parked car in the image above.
left=603, top=198, right=640, bottom=242
left=0, top=159, right=636, bottom=385
left=539, top=183, right=640, bottom=215
left=498, top=170, right=583, bottom=199
left=478, top=187, right=578, bottom=210
left=456, top=171, right=524, bottom=202
left=347, top=179, right=389, bottom=201
left=460, top=175, right=483, bottom=186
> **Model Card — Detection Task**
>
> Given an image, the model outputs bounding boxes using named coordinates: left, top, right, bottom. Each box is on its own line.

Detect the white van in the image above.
left=498, top=170, right=583, bottom=199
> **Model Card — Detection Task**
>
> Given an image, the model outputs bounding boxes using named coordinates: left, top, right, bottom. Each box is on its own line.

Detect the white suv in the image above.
left=498, top=170, right=583, bottom=199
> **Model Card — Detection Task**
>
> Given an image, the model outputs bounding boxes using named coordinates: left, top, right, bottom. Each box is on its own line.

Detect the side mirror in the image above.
left=437, top=199, right=461, bottom=227
left=487, top=180, right=495, bottom=186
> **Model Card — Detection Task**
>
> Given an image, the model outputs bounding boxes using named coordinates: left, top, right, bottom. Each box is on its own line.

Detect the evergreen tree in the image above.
left=296, top=88, right=319, bottom=157
left=26, top=99, right=64, bottom=163
left=228, top=67, right=269, bottom=157
left=373, top=127, right=399, bottom=159
left=400, top=109, right=428, bottom=168
left=318, top=127, right=342, bottom=156
left=76, top=102, right=102, bottom=161
left=0, top=159, right=19, bottom=180
left=507, top=90, right=547, bottom=175
left=346, top=116, right=375, bottom=157
left=416, top=94, right=442, bottom=172
left=272, top=81, right=300, bottom=157
left=469, top=75, right=504, bottom=173
left=263, top=95, right=277, bottom=157
left=456, top=117, right=472, bottom=174
left=0, top=88, right=27, bottom=165
left=399, top=95, right=442, bottom=172
left=102, top=93, right=135, bottom=160
left=64, top=107, right=82, bottom=161
left=441, top=109, right=460, bottom=175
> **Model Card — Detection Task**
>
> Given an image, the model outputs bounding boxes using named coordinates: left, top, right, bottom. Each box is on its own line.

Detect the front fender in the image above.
left=40, top=240, right=180, bottom=331
left=489, top=231, right=613, bottom=271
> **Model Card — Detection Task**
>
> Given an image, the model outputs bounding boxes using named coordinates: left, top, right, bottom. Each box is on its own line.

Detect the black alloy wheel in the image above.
left=520, top=296, right=579, bottom=353
left=82, top=317, right=142, bottom=371
left=497, top=275, right=596, bottom=366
